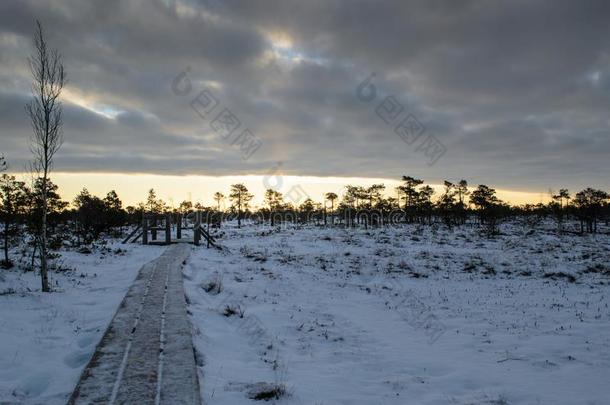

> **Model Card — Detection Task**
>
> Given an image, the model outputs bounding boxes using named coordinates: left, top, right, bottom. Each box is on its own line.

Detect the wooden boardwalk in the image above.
left=68, top=244, right=201, bottom=405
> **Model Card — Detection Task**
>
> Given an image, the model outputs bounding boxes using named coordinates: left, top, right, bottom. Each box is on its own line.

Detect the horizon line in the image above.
left=1, top=171, right=568, bottom=206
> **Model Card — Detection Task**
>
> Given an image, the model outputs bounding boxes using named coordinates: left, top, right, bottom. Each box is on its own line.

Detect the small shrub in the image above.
left=397, top=260, right=412, bottom=271
left=78, top=246, right=92, bottom=254
left=463, top=263, right=477, bottom=273
left=223, top=304, right=245, bottom=318
left=247, top=382, right=287, bottom=401
left=583, top=263, right=610, bottom=276
left=543, top=272, right=576, bottom=283
left=201, top=275, right=222, bottom=295
left=482, top=265, right=496, bottom=275
left=0, top=259, right=14, bottom=269
left=240, top=247, right=268, bottom=262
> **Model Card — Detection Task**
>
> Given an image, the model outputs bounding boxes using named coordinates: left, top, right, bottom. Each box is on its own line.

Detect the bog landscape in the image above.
left=1, top=2, right=609, bottom=404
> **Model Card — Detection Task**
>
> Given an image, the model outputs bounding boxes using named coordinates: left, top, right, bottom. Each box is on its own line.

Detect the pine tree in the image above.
left=400, top=176, right=423, bottom=222
left=573, top=188, right=608, bottom=233
left=437, top=181, right=457, bottom=225
left=264, top=189, right=283, bottom=226
left=456, top=180, right=469, bottom=224
left=74, top=188, right=107, bottom=243
left=470, top=185, right=501, bottom=233
left=145, top=189, right=165, bottom=213
left=551, top=189, right=570, bottom=233
left=229, top=184, right=253, bottom=228
left=104, top=190, right=124, bottom=232
left=417, top=185, right=435, bottom=224
left=1, top=174, right=28, bottom=268
left=325, top=192, right=338, bottom=226
left=213, top=192, right=224, bottom=211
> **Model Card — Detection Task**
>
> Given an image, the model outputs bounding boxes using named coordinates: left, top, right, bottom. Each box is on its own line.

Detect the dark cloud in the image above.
left=0, top=0, right=609, bottom=192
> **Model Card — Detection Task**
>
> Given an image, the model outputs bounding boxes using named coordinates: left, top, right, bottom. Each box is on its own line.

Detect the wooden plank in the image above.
left=142, top=218, right=148, bottom=245
left=165, top=214, right=171, bottom=245
left=130, top=231, right=143, bottom=243
left=121, top=225, right=141, bottom=244
left=68, top=245, right=201, bottom=404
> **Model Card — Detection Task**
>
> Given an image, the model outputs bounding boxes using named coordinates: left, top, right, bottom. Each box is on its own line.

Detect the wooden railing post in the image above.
left=206, top=213, right=210, bottom=249
left=165, top=213, right=171, bottom=245
left=142, top=216, right=148, bottom=245
left=151, top=216, right=157, bottom=241
left=194, top=220, right=201, bottom=246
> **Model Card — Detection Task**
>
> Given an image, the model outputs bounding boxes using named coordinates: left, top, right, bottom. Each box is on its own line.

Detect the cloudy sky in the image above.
left=1, top=0, right=609, bottom=204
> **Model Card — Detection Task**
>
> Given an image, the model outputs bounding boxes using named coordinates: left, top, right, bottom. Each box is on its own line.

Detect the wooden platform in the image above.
left=68, top=244, right=201, bottom=404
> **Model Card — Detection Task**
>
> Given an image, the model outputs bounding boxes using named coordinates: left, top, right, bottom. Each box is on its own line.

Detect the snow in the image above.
left=1, top=221, right=609, bottom=404
left=0, top=241, right=165, bottom=404
left=183, top=221, right=610, bottom=404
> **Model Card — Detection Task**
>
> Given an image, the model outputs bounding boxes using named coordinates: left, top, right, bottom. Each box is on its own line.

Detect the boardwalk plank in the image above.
left=68, top=244, right=201, bottom=405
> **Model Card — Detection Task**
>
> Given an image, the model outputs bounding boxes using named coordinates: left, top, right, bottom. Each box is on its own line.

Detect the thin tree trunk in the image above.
left=40, top=169, right=49, bottom=291
left=26, top=21, right=64, bottom=291
left=30, top=238, right=38, bottom=270
left=237, top=196, right=242, bottom=228
left=3, top=217, right=9, bottom=264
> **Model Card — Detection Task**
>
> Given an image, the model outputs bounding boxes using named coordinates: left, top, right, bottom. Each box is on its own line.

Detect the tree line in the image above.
left=2, top=174, right=609, bottom=270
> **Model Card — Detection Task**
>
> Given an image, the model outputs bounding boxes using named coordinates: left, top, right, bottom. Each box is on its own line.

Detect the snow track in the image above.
left=68, top=244, right=201, bottom=405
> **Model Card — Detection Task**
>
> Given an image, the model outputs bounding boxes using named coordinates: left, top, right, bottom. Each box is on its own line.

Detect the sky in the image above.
left=1, top=0, right=609, bottom=206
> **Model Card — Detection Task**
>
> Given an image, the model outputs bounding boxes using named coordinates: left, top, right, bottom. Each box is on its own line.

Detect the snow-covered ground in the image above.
left=0, top=241, right=165, bottom=404
left=183, top=221, right=610, bottom=405
left=1, top=221, right=608, bottom=405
